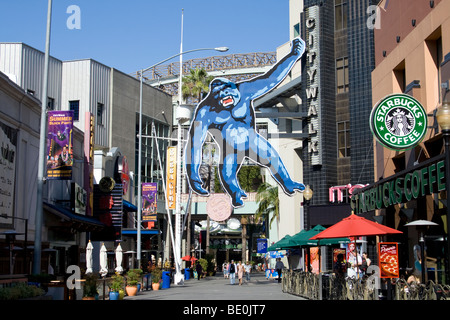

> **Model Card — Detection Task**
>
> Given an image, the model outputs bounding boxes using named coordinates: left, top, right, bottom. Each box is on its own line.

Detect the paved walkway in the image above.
left=125, top=271, right=305, bottom=301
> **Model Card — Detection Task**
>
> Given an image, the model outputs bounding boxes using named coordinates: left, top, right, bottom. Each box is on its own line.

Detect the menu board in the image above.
left=378, top=242, right=399, bottom=278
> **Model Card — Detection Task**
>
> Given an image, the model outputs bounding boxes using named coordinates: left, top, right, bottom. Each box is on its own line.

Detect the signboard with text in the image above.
left=166, top=146, right=177, bottom=210
left=378, top=242, right=399, bottom=278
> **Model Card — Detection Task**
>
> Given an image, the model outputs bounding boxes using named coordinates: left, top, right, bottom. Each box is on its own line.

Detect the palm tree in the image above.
left=255, top=182, right=280, bottom=235
left=181, top=68, right=215, bottom=103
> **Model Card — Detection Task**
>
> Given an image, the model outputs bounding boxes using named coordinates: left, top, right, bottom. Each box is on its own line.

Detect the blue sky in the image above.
left=0, top=0, right=290, bottom=74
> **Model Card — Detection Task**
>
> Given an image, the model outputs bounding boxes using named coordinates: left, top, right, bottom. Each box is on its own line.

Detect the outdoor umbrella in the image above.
left=181, top=255, right=194, bottom=261
left=267, top=235, right=295, bottom=251
left=99, top=243, right=108, bottom=277
left=285, top=225, right=350, bottom=248
left=309, top=213, right=402, bottom=277
left=115, top=243, right=123, bottom=274
left=85, top=240, right=93, bottom=274
left=309, top=213, right=403, bottom=240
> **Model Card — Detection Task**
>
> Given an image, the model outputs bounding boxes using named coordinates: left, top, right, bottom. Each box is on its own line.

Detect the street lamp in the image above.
left=137, top=46, right=228, bottom=285
left=303, top=185, right=313, bottom=230
left=436, top=100, right=450, bottom=283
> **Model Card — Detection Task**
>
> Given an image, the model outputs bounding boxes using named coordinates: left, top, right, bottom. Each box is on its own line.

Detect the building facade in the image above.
left=365, top=0, right=450, bottom=282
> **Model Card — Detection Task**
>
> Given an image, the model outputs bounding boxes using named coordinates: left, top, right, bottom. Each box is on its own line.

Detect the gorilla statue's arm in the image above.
left=239, top=37, right=305, bottom=101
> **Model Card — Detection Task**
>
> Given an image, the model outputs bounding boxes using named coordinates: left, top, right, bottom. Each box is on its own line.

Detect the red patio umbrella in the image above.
left=309, top=213, right=402, bottom=240
left=181, top=255, right=194, bottom=261
left=309, top=212, right=402, bottom=278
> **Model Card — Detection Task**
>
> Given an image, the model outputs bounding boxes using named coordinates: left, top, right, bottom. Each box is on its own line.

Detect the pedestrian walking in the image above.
left=244, top=261, right=251, bottom=282
left=195, top=261, right=203, bottom=280
left=275, top=258, right=284, bottom=283
left=237, top=261, right=244, bottom=285
left=228, top=260, right=236, bottom=285
left=223, top=261, right=228, bottom=279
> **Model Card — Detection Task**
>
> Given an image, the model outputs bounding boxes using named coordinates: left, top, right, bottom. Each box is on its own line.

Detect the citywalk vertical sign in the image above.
left=166, top=146, right=177, bottom=210
left=46, top=110, right=74, bottom=180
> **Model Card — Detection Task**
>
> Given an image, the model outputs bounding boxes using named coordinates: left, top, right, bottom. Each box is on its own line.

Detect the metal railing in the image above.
left=282, top=269, right=450, bottom=300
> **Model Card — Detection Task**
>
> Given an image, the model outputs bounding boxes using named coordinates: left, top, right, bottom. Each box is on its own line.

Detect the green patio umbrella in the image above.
left=284, top=225, right=350, bottom=248
left=267, top=235, right=295, bottom=251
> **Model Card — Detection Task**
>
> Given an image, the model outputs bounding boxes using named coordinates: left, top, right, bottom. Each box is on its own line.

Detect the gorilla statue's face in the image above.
left=210, top=78, right=240, bottom=108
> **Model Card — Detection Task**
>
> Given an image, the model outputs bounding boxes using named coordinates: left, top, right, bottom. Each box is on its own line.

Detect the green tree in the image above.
left=255, top=182, right=279, bottom=234
left=181, top=68, right=214, bottom=103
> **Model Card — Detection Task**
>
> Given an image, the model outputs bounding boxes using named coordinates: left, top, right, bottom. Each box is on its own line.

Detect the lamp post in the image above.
left=303, top=185, right=313, bottom=230
left=436, top=100, right=450, bottom=283
left=137, top=46, right=228, bottom=285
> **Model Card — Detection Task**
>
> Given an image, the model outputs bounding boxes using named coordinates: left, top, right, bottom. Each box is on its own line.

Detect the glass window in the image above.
left=69, top=100, right=80, bottom=121
left=336, top=57, right=349, bottom=93
left=337, top=121, right=350, bottom=158
left=335, top=0, right=347, bottom=31
left=47, top=97, right=55, bottom=110
left=97, top=103, right=104, bottom=126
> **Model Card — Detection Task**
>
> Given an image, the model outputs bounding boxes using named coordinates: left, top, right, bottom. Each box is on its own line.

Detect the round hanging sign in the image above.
left=370, top=94, right=427, bottom=150
left=206, top=194, right=232, bottom=222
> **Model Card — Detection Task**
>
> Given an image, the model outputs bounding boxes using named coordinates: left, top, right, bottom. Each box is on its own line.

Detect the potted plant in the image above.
left=131, top=268, right=143, bottom=291
left=151, top=268, right=162, bottom=290
left=82, top=274, right=98, bottom=300
left=109, top=273, right=124, bottom=300
left=125, top=270, right=139, bottom=296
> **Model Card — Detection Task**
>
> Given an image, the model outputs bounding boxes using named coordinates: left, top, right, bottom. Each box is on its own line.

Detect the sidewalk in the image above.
left=125, top=271, right=306, bottom=301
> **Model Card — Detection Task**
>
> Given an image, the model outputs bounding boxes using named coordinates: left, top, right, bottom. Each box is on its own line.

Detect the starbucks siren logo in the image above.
left=370, top=94, right=427, bottom=150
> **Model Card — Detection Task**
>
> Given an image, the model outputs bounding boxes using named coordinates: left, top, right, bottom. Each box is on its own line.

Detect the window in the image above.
left=256, top=123, right=268, bottom=140
left=47, top=97, right=55, bottom=110
left=336, top=57, right=349, bottom=93
left=27, top=89, right=35, bottom=96
left=97, top=103, right=104, bottom=126
left=69, top=100, right=80, bottom=121
left=337, top=121, right=350, bottom=158
left=335, top=0, right=347, bottom=31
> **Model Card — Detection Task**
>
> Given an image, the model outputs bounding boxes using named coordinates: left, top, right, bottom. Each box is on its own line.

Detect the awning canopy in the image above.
left=121, top=229, right=159, bottom=235
left=44, top=202, right=105, bottom=231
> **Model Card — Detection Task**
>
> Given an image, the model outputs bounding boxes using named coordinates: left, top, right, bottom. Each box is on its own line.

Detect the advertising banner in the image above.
left=378, top=242, right=399, bottom=278
left=142, top=182, right=157, bottom=222
left=46, top=110, right=74, bottom=180
left=166, top=146, right=177, bottom=210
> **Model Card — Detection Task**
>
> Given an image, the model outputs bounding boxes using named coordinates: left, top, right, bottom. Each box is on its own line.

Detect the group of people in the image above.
left=222, top=260, right=252, bottom=285
left=333, top=246, right=372, bottom=279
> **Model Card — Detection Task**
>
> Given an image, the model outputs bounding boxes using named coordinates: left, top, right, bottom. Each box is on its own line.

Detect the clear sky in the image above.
left=0, top=0, right=290, bottom=74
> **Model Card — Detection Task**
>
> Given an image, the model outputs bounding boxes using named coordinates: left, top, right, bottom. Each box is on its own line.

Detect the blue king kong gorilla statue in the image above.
left=185, top=38, right=306, bottom=208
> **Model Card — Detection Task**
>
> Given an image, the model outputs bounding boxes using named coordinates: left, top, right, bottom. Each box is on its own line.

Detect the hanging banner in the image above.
left=257, top=238, right=268, bottom=254
left=142, top=182, right=157, bottom=222
left=46, top=110, right=74, bottom=180
left=378, top=242, right=399, bottom=278
left=166, top=146, right=177, bottom=210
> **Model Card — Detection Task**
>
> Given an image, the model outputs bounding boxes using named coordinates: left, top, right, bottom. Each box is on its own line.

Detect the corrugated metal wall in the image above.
left=61, top=59, right=110, bottom=148
left=0, top=43, right=62, bottom=108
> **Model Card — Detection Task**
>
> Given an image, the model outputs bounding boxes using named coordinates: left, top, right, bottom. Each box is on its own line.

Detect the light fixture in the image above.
left=396, top=36, right=401, bottom=43
left=430, top=1, right=434, bottom=8
left=382, top=50, right=387, bottom=57
left=304, top=185, right=313, bottom=201
left=412, top=19, right=416, bottom=27
left=436, top=101, right=450, bottom=131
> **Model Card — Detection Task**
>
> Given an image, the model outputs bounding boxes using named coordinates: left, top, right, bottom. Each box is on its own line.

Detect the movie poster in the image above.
left=46, top=111, right=74, bottom=180
left=142, top=182, right=157, bottom=223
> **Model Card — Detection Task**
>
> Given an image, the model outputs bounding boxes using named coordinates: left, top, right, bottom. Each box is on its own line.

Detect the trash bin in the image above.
left=162, top=271, right=171, bottom=289
left=185, top=268, right=190, bottom=280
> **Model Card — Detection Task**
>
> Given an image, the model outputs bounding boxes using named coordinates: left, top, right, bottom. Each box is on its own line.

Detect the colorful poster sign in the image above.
left=378, top=242, right=399, bottom=278
left=166, top=146, right=177, bottom=210
left=370, top=94, right=427, bottom=151
left=46, top=110, right=74, bottom=180
left=142, top=182, right=157, bottom=222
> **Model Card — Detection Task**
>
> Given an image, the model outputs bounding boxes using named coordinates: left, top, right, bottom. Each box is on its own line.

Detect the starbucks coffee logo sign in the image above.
left=370, top=94, right=427, bottom=150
